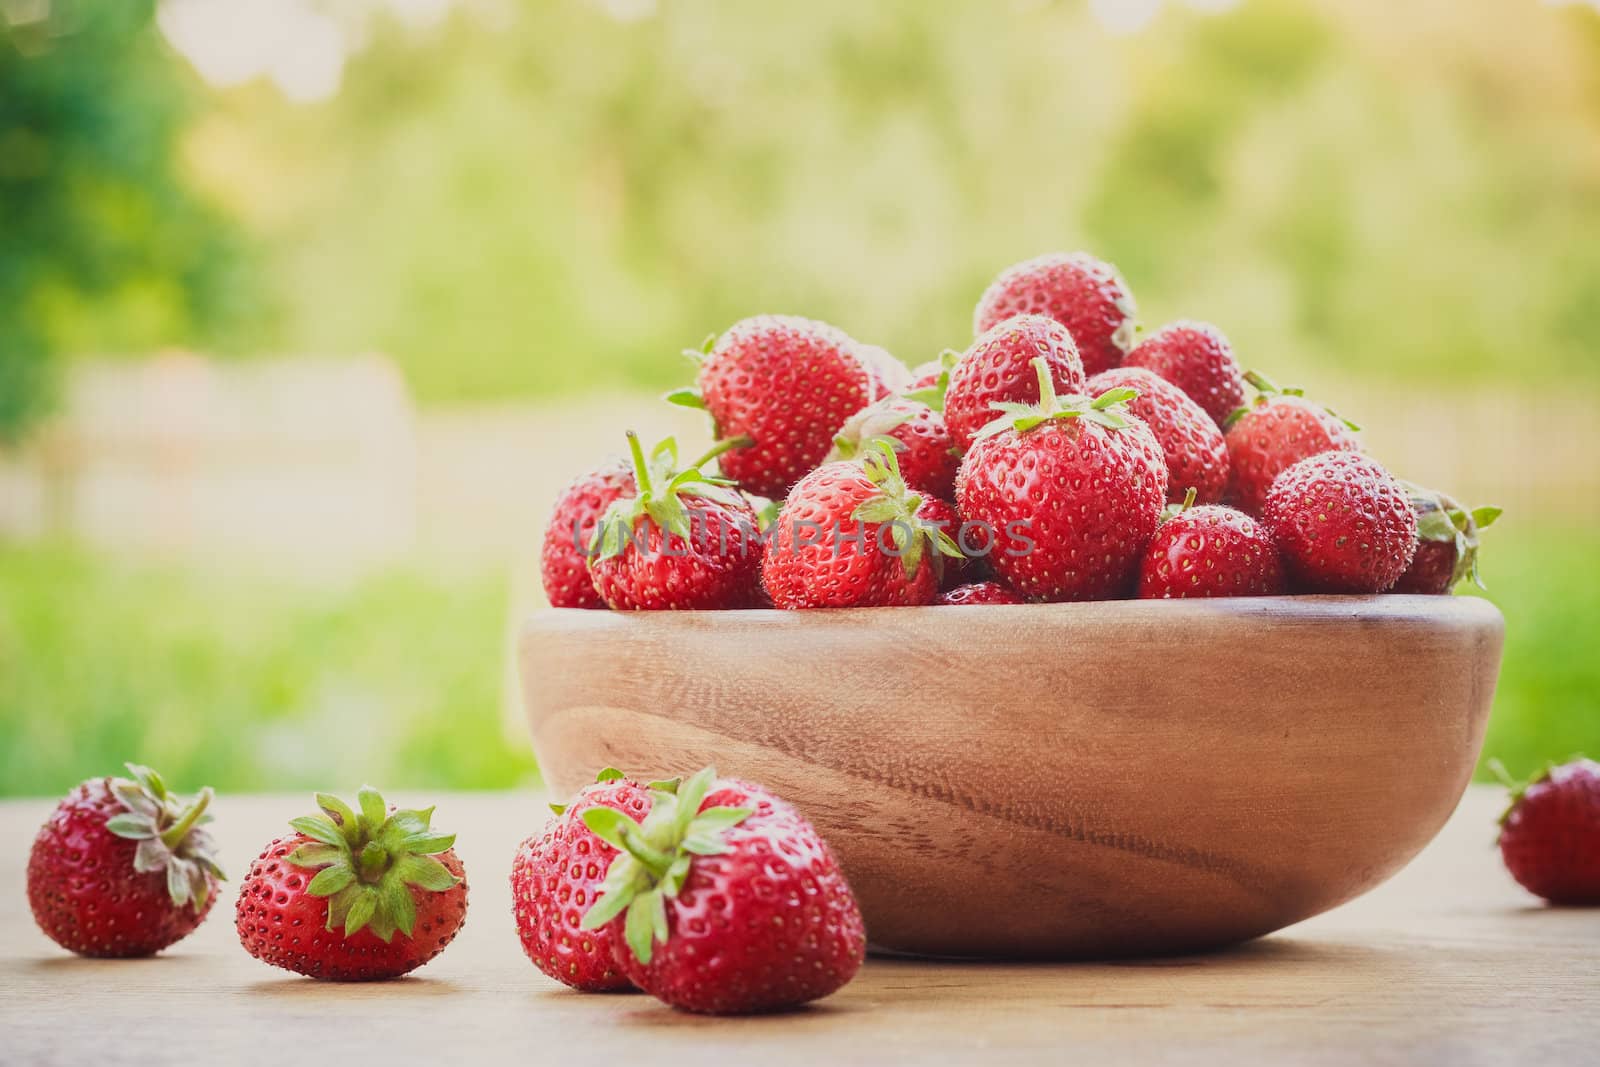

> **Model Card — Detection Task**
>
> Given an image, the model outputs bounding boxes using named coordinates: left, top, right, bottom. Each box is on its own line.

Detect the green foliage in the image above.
left=0, top=544, right=536, bottom=795
left=1467, top=524, right=1600, bottom=782
left=186, top=0, right=1600, bottom=407
left=0, top=0, right=264, bottom=439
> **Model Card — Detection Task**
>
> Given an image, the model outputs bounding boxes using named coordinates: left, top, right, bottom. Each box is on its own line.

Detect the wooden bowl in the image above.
left=518, top=595, right=1504, bottom=959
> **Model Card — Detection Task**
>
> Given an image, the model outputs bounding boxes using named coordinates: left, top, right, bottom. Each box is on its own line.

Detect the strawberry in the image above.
left=1223, top=371, right=1361, bottom=516
left=27, top=764, right=222, bottom=958
left=855, top=342, right=912, bottom=397
left=510, top=769, right=653, bottom=992
left=973, top=252, right=1137, bottom=376
left=580, top=767, right=865, bottom=1014
left=956, top=359, right=1168, bottom=601
left=541, top=464, right=635, bottom=609
left=1088, top=366, right=1229, bottom=505
left=1125, top=320, right=1245, bottom=427
left=1392, top=484, right=1502, bottom=594
left=236, top=787, right=468, bottom=981
left=829, top=396, right=958, bottom=501
left=943, top=314, right=1086, bottom=452
left=1137, top=490, right=1284, bottom=599
left=761, top=441, right=963, bottom=609
left=1262, top=451, right=1418, bottom=593
left=671, top=315, right=879, bottom=499
left=938, top=581, right=1024, bottom=605
left=589, top=433, right=763, bottom=611
left=1493, top=757, right=1600, bottom=905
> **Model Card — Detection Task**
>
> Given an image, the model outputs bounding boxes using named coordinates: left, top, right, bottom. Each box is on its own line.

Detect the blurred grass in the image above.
left=0, top=543, right=535, bottom=796
left=1, top=521, right=1593, bottom=796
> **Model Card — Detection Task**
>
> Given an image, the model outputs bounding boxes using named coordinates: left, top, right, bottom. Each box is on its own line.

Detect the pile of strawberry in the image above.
left=28, top=762, right=864, bottom=1014
left=543, top=251, right=1500, bottom=610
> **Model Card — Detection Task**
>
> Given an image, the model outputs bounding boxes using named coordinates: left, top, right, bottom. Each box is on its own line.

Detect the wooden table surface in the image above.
left=2, top=787, right=1595, bottom=1066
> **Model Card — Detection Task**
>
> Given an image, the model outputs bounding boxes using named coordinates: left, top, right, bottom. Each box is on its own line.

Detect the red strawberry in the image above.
left=236, top=787, right=468, bottom=981
left=973, top=252, right=1137, bottom=376
left=580, top=767, right=865, bottom=1014
left=541, top=464, right=635, bottom=609
left=589, top=433, right=763, bottom=610
left=1392, top=484, right=1502, bottom=594
left=1223, top=372, right=1361, bottom=515
left=1494, top=757, right=1600, bottom=905
left=27, top=764, right=222, bottom=958
left=829, top=396, right=958, bottom=501
left=956, top=359, right=1168, bottom=601
left=762, top=442, right=963, bottom=609
left=1125, top=320, right=1245, bottom=427
left=1262, top=451, right=1418, bottom=593
left=943, top=314, right=1085, bottom=452
left=674, top=316, right=879, bottom=499
left=1088, top=366, right=1229, bottom=505
left=510, top=769, right=653, bottom=992
left=1137, top=490, right=1284, bottom=599
left=938, top=581, right=1024, bottom=605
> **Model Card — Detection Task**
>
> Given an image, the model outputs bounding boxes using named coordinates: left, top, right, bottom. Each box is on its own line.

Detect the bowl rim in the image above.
left=523, top=593, right=1505, bottom=633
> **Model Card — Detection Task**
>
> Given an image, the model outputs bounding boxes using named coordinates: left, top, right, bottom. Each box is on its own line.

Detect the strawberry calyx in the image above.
left=973, top=356, right=1138, bottom=441
left=590, top=431, right=749, bottom=562
left=284, top=787, right=460, bottom=943
left=829, top=398, right=918, bottom=461
left=1404, top=481, right=1502, bottom=590
left=850, top=438, right=964, bottom=580
left=578, top=766, right=750, bottom=966
left=1223, top=370, right=1361, bottom=432
left=103, top=763, right=224, bottom=911
left=902, top=348, right=961, bottom=412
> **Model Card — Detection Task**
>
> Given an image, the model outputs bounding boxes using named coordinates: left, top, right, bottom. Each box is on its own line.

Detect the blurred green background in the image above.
left=1, top=0, right=1597, bottom=795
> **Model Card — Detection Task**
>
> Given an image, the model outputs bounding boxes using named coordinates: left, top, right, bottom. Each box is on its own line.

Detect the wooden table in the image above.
left=2, top=788, right=1595, bottom=1065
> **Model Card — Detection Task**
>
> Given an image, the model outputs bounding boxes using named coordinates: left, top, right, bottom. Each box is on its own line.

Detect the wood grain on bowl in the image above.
left=518, top=596, right=1504, bottom=959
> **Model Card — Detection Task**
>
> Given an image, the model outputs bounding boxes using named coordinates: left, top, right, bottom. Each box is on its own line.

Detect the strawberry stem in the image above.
left=617, top=825, right=673, bottom=878
left=625, top=430, right=654, bottom=498
left=1032, top=356, right=1058, bottom=410
left=159, top=786, right=212, bottom=849
left=690, top=434, right=753, bottom=470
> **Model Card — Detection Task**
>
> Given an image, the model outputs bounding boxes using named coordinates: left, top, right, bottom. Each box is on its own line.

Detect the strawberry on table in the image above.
left=1494, top=758, right=1600, bottom=906
left=1392, top=483, right=1501, bottom=594
left=588, top=432, right=764, bottom=611
left=671, top=315, right=880, bottom=499
left=1089, top=366, right=1229, bottom=505
left=541, top=463, right=635, bottom=609
left=761, top=441, right=964, bottom=609
left=938, top=581, right=1024, bottom=605
left=1125, top=320, right=1245, bottom=427
left=829, top=395, right=959, bottom=501
left=511, top=769, right=654, bottom=992
left=1137, top=489, right=1285, bottom=599
left=973, top=251, right=1137, bottom=376
left=27, top=764, right=223, bottom=958
left=580, top=767, right=865, bottom=1014
left=943, top=314, right=1086, bottom=452
left=236, top=787, right=468, bottom=981
left=1223, top=371, right=1361, bottom=516
left=1262, top=451, right=1418, bottom=593
left=956, top=358, right=1168, bottom=601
